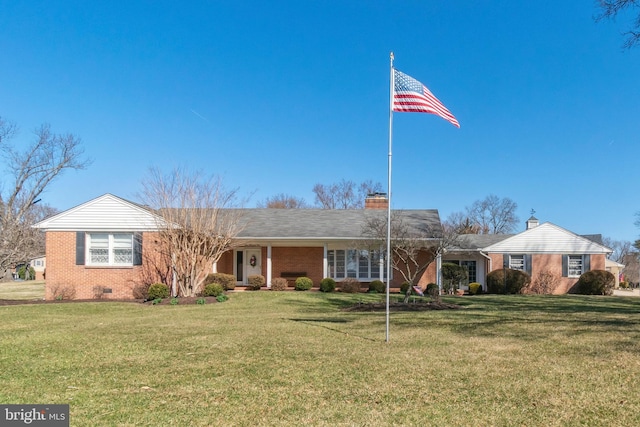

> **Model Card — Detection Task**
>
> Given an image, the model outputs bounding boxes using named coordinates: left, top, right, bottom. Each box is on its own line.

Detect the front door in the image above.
left=236, top=248, right=261, bottom=285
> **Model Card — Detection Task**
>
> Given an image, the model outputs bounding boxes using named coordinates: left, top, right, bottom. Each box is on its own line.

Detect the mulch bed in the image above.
left=0, top=297, right=220, bottom=306
left=343, top=301, right=463, bottom=312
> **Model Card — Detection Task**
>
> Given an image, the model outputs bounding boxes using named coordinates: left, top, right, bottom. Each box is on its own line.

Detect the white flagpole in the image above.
left=386, top=52, right=394, bottom=343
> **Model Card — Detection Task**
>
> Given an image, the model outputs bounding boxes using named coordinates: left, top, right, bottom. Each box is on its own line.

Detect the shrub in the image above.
left=18, top=266, right=35, bottom=280
left=196, top=298, right=206, bottom=305
left=247, top=275, right=265, bottom=290
left=369, top=280, right=385, bottom=293
left=468, top=282, right=482, bottom=295
left=570, top=270, right=615, bottom=295
left=400, top=282, right=411, bottom=295
left=204, top=273, right=236, bottom=290
left=203, top=283, right=224, bottom=297
left=340, top=278, right=361, bottom=293
left=170, top=298, right=179, bottom=305
left=132, top=283, right=150, bottom=300
left=525, top=269, right=559, bottom=294
left=294, top=277, right=313, bottom=291
left=152, top=298, right=162, bottom=305
left=319, top=278, right=336, bottom=293
left=620, top=281, right=629, bottom=289
left=92, top=285, right=107, bottom=299
left=216, top=294, right=229, bottom=302
left=442, top=262, right=468, bottom=294
left=270, top=277, right=288, bottom=291
left=50, top=284, right=76, bottom=300
left=486, top=269, right=531, bottom=294
left=426, top=283, right=440, bottom=298
left=147, top=283, right=170, bottom=300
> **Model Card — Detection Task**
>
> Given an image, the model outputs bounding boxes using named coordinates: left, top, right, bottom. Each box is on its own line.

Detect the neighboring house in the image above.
left=33, top=193, right=442, bottom=300
left=29, top=255, right=46, bottom=280
left=605, top=258, right=625, bottom=288
left=444, top=217, right=613, bottom=294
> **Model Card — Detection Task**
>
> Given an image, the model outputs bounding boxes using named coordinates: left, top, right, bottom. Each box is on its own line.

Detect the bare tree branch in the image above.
left=139, top=167, right=246, bottom=297
left=597, top=0, right=640, bottom=48
left=0, top=118, right=89, bottom=278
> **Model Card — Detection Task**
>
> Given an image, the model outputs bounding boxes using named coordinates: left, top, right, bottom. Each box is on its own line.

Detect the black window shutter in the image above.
left=133, top=233, right=143, bottom=266
left=76, top=232, right=85, bottom=265
left=562, top=255, right=568, bottom=277
left=524, top=254, right=532, bottom=276
left=503, top=254, right=509, bottom=269
left=584, top=254, right=591, bottom=273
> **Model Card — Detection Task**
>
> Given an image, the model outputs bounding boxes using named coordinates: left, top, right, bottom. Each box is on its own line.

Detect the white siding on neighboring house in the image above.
left=33, top=194, right=161, bottom=231
left=482, top=223, right=612, bottom=254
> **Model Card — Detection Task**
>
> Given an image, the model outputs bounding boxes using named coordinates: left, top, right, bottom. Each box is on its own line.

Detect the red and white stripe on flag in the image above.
left=393, top=69, right=460, bottom=128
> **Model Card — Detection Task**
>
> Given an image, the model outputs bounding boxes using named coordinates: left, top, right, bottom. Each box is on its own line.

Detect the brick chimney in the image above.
left=364, top=193, right=389, bottom=210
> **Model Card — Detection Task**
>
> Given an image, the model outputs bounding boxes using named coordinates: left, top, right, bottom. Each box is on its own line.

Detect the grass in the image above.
left=0, top=280, right=45, bottom=300
left=1, top=292, right=640, bottom=426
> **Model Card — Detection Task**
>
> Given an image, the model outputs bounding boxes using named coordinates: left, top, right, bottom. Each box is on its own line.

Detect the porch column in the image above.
left=212, top=261, right=218, bottom=273
left=267, top=244, right=272, bottom=288
left=379, top=246, right=385, bottom=280
left=436, top=252, right=442, bottom=293
left=323, top=244, right=328, bottom=279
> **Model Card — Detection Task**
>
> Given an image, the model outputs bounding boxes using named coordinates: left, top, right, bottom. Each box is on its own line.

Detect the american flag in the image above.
left=393, top=69, right=460, bottom=128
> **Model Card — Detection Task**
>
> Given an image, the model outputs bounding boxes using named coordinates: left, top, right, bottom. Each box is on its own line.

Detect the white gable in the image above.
left=33, top=194, right=161, bottom=231
left=482, top=222, right=612, bottom=255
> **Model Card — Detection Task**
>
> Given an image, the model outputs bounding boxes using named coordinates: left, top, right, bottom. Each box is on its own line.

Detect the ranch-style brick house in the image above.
left=33, top=194, right=612, bottom=300
left=443, top=216, right=613, bottom=294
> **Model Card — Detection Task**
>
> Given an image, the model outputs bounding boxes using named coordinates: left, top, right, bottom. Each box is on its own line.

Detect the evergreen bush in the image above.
left=202, top=283, right=224, bottom=297
left=294, top=277, right=313, bottom=291
left=270, top=277, right=288, bottom=291
left=369, top=280, right=385, bottom=293
left=247, top=275, right=265, bottom=290
left=319, top=278, right=336, bottom=293
left=468, top=282, right=482, bottom=295
left=147, top=283, right=169, bottom=300
left=486, top=269, right=530, bottom=294
left=571, top=270, right=615, bottom=295
left=204, top=273, right=237, bottom=290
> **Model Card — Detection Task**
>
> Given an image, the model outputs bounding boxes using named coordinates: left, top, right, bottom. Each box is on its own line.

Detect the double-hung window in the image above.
left=87, top=233, right=134, bottom=266
left=567, top=255, right=583, bottom=277
left=509, top=255, right=525, bottom=271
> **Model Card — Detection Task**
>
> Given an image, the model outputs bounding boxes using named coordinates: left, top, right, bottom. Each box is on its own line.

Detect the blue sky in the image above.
left=1, top=1, right=639, bottom=242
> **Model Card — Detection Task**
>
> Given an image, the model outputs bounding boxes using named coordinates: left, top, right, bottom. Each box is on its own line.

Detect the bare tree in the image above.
left=443, top=211, right=481, bottom=234
left=257, top=193, right=308, bottom=208
left=0, top=117, right=89, bottom=278
left=361, top=211, right=450, bottom=303
left=597, top=0, right=640, bottom=48
left=602, top=237, right=633, bottom=263
left=139, top=167, right=245, bottom=297
left=464, top=195, right=519, bottom=234
left=525, top=268, right=559, bottom=294
left=313, top=179, right=383, bottom=209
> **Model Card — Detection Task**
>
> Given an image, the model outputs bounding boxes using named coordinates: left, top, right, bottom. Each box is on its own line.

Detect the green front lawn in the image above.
left=0, top=280, right=45, bottom=300
left=1, top=292, right=639, bottom=426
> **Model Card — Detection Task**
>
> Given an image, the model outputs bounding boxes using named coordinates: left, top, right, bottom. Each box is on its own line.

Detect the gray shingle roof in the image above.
left=450, top=234, right=512, bottom=250
left=233, top=209, right=442, bottom=240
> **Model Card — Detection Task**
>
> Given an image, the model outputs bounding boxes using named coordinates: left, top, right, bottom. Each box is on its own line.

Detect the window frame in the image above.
left=86, top=232, right=135, bottom=267
left=328, top=248, right=386, bottom=281
left=567, top=255, right=583, bottom=278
